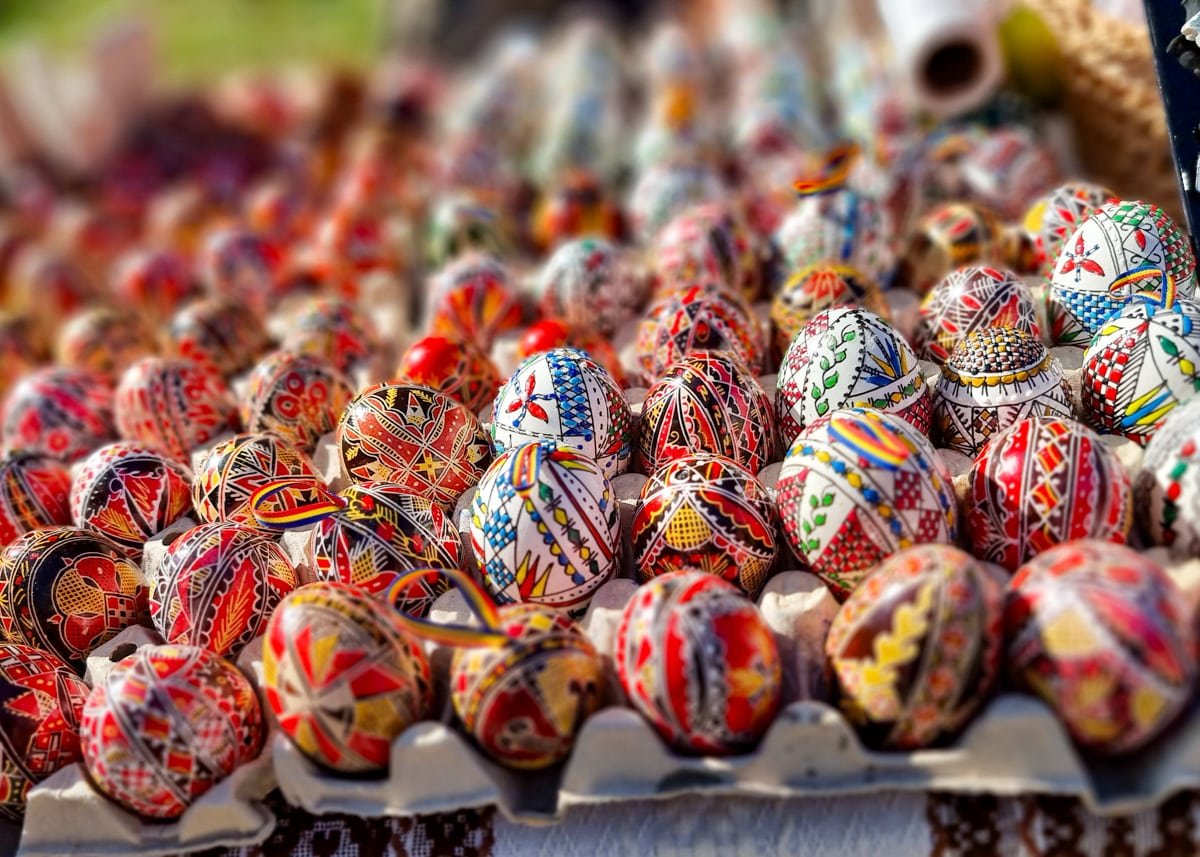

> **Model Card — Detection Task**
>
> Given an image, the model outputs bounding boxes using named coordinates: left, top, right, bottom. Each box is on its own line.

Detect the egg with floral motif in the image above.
left=428, top=254, right=523, bottom=350
left=2, top=368, right=116, bottom=464
left=241, top=350, right=354, bottom=454
left=914, top=265, right=1041, bottom=364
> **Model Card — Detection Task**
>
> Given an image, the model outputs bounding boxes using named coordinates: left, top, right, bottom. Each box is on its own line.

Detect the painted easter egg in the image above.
left=966, top=417, right=1132, bottom=571
left=111, top=249, right=200, bottom=320
left=283, top=297, right=379, bottom=375
left=470, top=442, right=619, bottom=616
left=914, top=265, right=1041, bottom=364
left=309, top=482, right=459, bottom=615
left=531, top=170, right=624, bottom=251
left=1081, top=293, right=1200, bottom=445
left=770, top=264, right=887, bottom=360
left=628, top=161, right=724, bottom=243
left=0, top=643, right=89, bottom=822
left=773, top=185, right=895, bottom=286
left=80, top=644, right=264, bottom=819
left=776, top=408, right=958, bottom=599
left=426, top=196, right=513, bottom=269
left=639, top=351, right=776, bottom=475
left=654, top=203, right=763, bottom=301
left=516, top=320, right=628, bottom=387
left=633, top=454, right=778, bottom=596
left=1006, top=540, right=1196, bottom=755
left=538, top=237, right=642, bottom=335
left=427, top=254, right=522, bottom=350
left=55, top=307, right=155, bottom=379
left=903, top=202, right=1003, bottom=294
left=933, top=327, right=1074, bottom=457
left=635, top=283, right=766, bottom=382
left=492, top=347, right=633, bottom=479
left=959, top=126, right=1060, bottom=220
left=191, top=433, right=322, bottom=526
left=70, top=442, right=193, bottom=555
left=826, top=544, right=1004, bottom=749
left=241, top=350, right=354, bottom=454
left=1135, top=396, right=1200, bottom=557
left=337, top=383, right=492, bottom=508
left=0, top=527, right=148, bottom=673
left=1047, top=201, right=1197, bottom=346
left=614, top=570, right=782, bottom=754
left=168, top=297, right=270, bottom=378
left=775, top=307, right=929, bottom=449
left=395, top=335, right=502, bottom=416
left=115, top=357, right=238, bottom=464
left=199, top=228, right=283, bottom=316
left=1022, top=182, right=1115, bottom=278
left=151, top=522, right=298, bottom=659
left=2, top=368, right=115, bottom=464
left=263, top=582, right=432, bottom=773
left=451, top=603, right=604, bottom=769
left=0, top=453, right=72, bottom=548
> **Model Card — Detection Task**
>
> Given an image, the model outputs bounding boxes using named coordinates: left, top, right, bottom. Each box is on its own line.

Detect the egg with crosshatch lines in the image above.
left=633, top=454, right=778, bottom=597
left=776, top=306, right=929, bottom=450
left=337, top=383, right=492, bottom=508
left=115, top=357, right=238, bottom=464
left=0, top=452, right=72, bottom=548
left=395, top=334, right=502, bottom=415
left=70, top=442, right=193, bottom=556
left=639, top=351, right=776, bottom=475
left=0, top=527, right=148, bottom=674
left=614, top=570, right=782, bottom=755
left=80, top=644, right=264, bottom=819
left=826, top=544, right=1004, bottom=749
left=241, top=350, right=355, bottom=455
left=2, top=367, right=116, bottom=464
left=1006, top=540, right=1196, bottom=755
left=308, top=482, right=460, bottom=617
left=933, top=327, right=1074, bottom=457
left=471, top=442, right=619, bottom=616
left=635, top=283, right=766, bottom=381
left=451, top=603, right=604, bottom=769
left=776, top=408, right=957, bottom=600
left=1047, top=200, right=1198, bottom=346
left=492, top=348, right=633, bottom=479
left=913, top=265, right=1041, bottom=365
left=150, top=522, right=298, bottom=659
left=966, top=417, right=1132, bottom=572
left=263, top=582, right=432, bottom=773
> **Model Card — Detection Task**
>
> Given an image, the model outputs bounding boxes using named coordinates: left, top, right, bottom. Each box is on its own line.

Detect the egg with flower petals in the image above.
left=3, top=368, right=115, bottom=464
left=241, top=350, right=354, bottom=454
left=914, top=265, right=1041, bottom=364
left=428, top=254, right=523, bottom=350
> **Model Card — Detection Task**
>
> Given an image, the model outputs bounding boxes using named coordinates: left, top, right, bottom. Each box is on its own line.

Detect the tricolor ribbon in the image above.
left=792, top=142, right=860, bottom=197
left=1113, top=265, right=1178, bottom=312
left=385, top=567, right=510, bottom=648
left=250, top=477, right=346, bottom=530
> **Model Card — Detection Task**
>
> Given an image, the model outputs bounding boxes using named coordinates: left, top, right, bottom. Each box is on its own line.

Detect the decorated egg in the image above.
left=1006, top=540, right=1196, bottom=755
left=283, top=297, right=379, bottom=374
left=80, top=644, right=264, bottom=819
left=966, top=417, right=1132, bottom=571
left=263, top=582, right=432, bottom=773
left=1135, top=396, right=1200, bottom=556
left=394, top=335, right=502, bottom=415
left=903, top=202, right=1003, bottom=294
left=516, top=319, right=628, bottom=387
left=115, top=357, right=237, bottom=464
left=777, top=408, right=957, bottom=599
left=0, top=643, right=89, bottom=822
left=471, top=442, right=619, bottom=615
left=199, top=228, right=283, bottom=315
left=635, top=283, right=765, bottom=381
left=1048, top=201, right=1198, bottom=345
left=151, top=522, right=298, bottom=658
left=428, top=253, right=523, bottom=350
left=55, top=307, right=156, bottom=379
left=1022, top=182, right=1115, bottom=278
left=309, top=482, right=459, bottom=615
left=773, top=184, right=895, bottom=286
left=633, top=454, right=777, bottom=596
left=538, top=237, right=642, bottom=335
left=776, top=307, right=929, bottom=449
left=0, top=453, right=72, bottom=547
left=168, top=297, right=270, bottom=377
left=2, top=368, right=115, bottom=463
left=337, top=383, right=492, bottom=507
left=628, top=161, right=723, bottom=242
left=826, top=545, right=1003, bottom=749
left=614, top=570, right=782, bottom=754
left=639, top=351, right=776, bottom=474
left=934, top=327, right=1074, bottom=457
left=8, top=250, right=98, bottom=349
left=914, top=265, right=1042, bottom=364
left=492, top=347, right=633, bottom=479
left=70, top=442, right=193, bottom=555
left=770, top=264, right=887, bottom=359
left=654, top=203, right=763, bottom=300
left=451, top=602, right=604, bottom=769
left=426, top=195, right=513, bottom=268
left=192, top=433, right=322, bottom=526
left=1081, top=291, right=1200, bottom=445
left=241, top=350, right=354, bottom=454
left=531, top=170, right=624, bottom=251
left=111, top=249, right=200, bottom=320
left=0, top=527, right=148, bottom=673
left=959, top=126, right=1060, bottom=220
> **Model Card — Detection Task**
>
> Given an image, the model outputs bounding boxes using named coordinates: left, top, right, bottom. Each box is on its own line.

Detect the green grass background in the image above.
left=0, top=0, right=386, bottom=81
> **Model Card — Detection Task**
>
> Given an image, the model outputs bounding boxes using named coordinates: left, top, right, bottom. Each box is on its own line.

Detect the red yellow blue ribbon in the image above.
left=793, top=142, right=860, bottom=197
left=250, top=478, right=345, bottom=530
left=829, top=411, right=912, bottom=470
left=1112, top=265, right=1177, bottom=311
left=385, top=567, right=511, bottom=648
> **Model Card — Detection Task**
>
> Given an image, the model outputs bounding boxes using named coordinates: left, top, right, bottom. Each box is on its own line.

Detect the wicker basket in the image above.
left=1024, top=0, right=1181, bottom=222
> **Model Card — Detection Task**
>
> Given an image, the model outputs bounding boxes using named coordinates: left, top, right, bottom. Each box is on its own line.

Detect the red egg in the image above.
left=428, top=254, right=522, bottom=350
left=283, top=297, right=379, bottom=374
left=168, top=297, right=271, bottom=378
left=635, top=283, right=765, bottom=382
left=395, top=334, right=502, bottom=415
left=0, top=453, right=72, bottom=548
left=191, top=432, right=322, bottom=526
left=115, top=357, right=238, bottom=464
left=2, top=368, right=116, bottom=463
